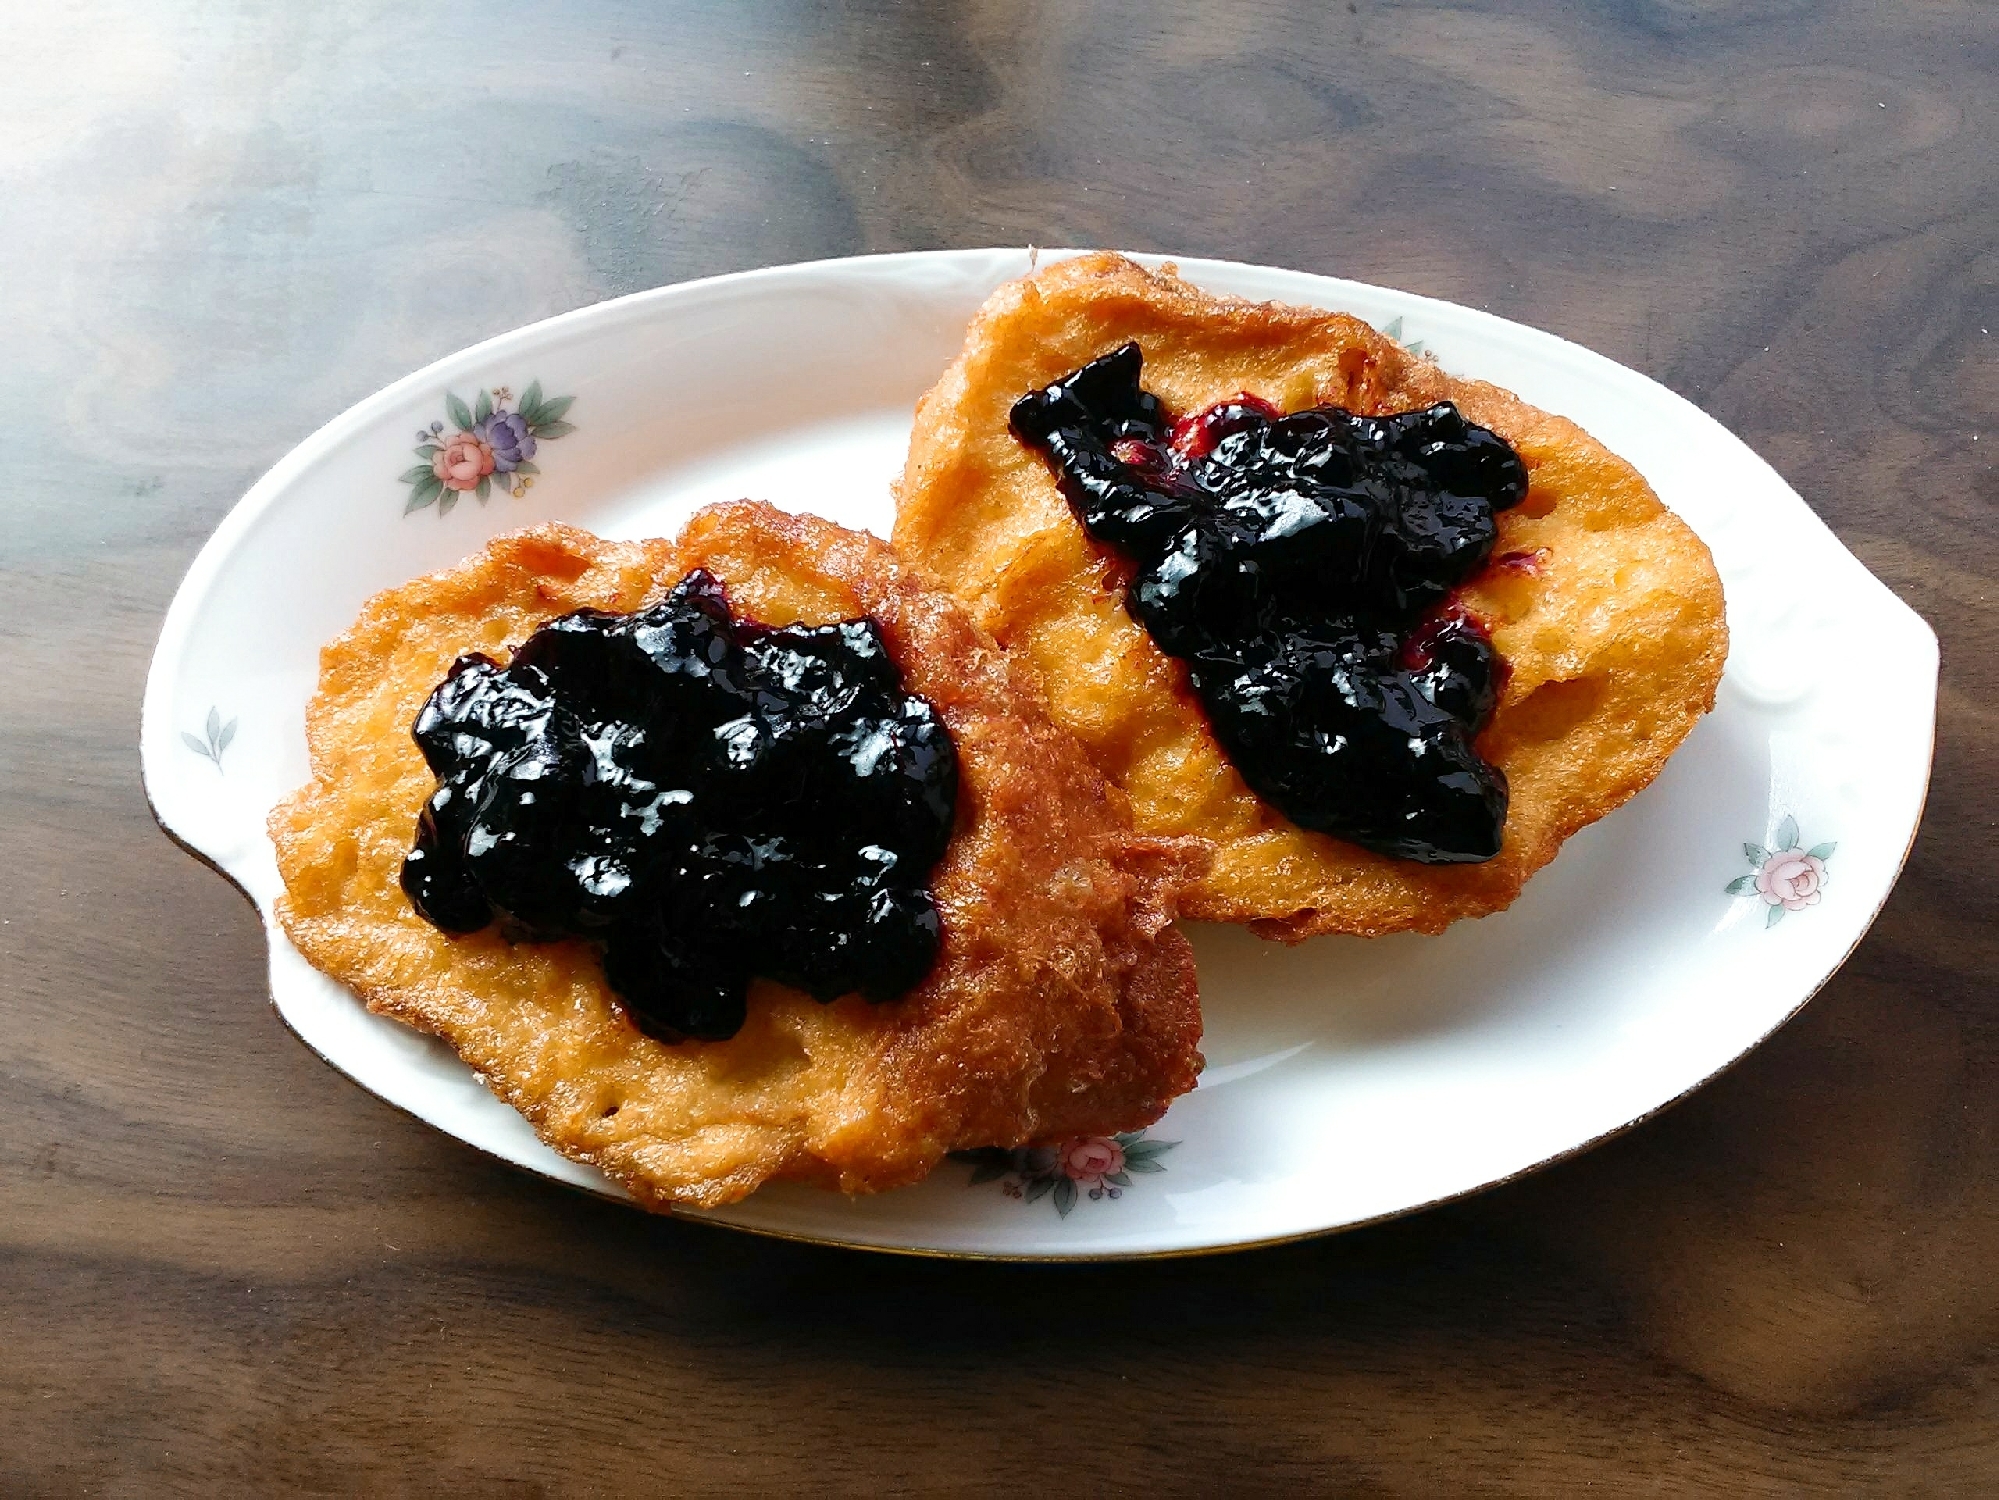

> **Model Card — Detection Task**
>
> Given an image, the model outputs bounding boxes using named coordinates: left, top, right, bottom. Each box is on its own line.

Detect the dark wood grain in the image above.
left=3, top=0, right=1994, bottom=1493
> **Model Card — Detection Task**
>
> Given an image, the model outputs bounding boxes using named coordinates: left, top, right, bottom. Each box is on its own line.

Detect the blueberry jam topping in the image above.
left=400, top=569, right=957, bottom=1042
left=1010, top=343, right=1528, bottom=863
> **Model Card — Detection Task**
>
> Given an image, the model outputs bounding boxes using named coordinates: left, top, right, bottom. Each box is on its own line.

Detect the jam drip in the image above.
left=1010, top=343, right=1527, bottom=863
left=400, top=569, right=957, bottom=1042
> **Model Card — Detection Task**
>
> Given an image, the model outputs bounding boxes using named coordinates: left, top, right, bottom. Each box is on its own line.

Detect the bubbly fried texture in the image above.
left=893, top=253, right=1728, bottom=938
left=270, top=502, right=1205, bottom=1209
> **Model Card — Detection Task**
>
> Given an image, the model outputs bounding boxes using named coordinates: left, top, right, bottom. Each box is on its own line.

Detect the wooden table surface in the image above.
left=5, top=1, right=1994, bottom=1493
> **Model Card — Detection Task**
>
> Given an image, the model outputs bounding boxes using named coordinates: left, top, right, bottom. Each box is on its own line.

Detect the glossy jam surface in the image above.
left=400, top=569, right=958, bottom=1041
left=1010, top=343, right=1527, bottom=862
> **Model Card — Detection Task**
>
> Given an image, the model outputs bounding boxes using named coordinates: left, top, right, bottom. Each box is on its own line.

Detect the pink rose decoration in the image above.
left=432, top=429, right=495, bottom=491
left=1756, top=849, right=1826, bottom=911
left=1061, top=1137, right=1124, bottom=1183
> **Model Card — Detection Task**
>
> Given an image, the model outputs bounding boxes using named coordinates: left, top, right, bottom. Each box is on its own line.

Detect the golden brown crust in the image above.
left=892, top=253, right=1728, bottom=939
left=269, top=502, right=1206, bottom=1209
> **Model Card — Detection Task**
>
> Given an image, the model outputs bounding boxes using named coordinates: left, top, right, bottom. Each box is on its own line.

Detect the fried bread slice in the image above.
left=270, top=501, right=1205, bottom=1209
left=893, top=253, right=1727, bottom=938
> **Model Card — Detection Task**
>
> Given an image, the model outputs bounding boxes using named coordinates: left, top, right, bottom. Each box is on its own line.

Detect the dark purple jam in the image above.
left=1010, top=343, right=1527, bottom=863
left=399, top=569, right=957, bottom=1042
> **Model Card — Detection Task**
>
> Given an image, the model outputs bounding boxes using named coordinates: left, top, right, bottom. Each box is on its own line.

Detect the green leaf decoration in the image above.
left=1808, top=841, right=1837, bottom=861
left=216, top=718, right=237, bottom=753
left=445, top=391, right=474, bottom=431
left=1052, top=1178, right=1078, bottom=1217
left=1744, top=843, right=1769, bottom=865
left=1106, top=1171, right=1132, bottom=1188
left=475, top=389, right=493, bottom=425
left=1382, top=316, right=1404, bottom=341
left=1024, top=1176, right=1055, bottom=1204
left=531, top=419, right=577, bottom=440
left=399, top=464, right=436, bottom=484
left=534, top=394, right=575, bottom=424
left=519, top=380, right=544, bottom=421
left=1406, top=340, right=1428, bottom=356
left=1725, top=875, right=1758, bottom=895
left=513, top=460, right=541, bottom=476
left=439, top=490, right=459, bottom=516
left=181, top=731, right=212, bottom=759
left=205, top=706, right=221, bottom=741
left=968, top=1160, right=1010, bottom=1186
left=1766, top=904, right=1786, bottom=928
left=414, top=444, right=439, bottom=459
left=1126, top=1157, right=1168, bottom=1174
left=1777, top=815, right=1799, bottom=851
left=404, top=489, right=437, bottom=514
left=476, top=475, right=491, bottom=502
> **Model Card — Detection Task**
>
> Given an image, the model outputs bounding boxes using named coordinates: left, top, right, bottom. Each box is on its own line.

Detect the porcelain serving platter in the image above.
left=141, top=248, right=1937, bottom=1258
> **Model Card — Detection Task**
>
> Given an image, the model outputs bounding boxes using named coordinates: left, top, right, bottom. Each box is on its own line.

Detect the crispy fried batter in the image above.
left=270, top=502, right=1206, bottom=1209
left=893, top=253, right=1728, bottom=938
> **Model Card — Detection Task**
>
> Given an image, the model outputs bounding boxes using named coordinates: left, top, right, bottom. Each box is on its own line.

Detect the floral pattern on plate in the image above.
left=1379, top=314, right=1430, bottom=358
left=953, top=1130, right=1177, bottom=1216
left=1729, top=814, right=1835, bottom=927
left=180, top=705, right=237, bottom=773
left=403, top=382, right=576, bottom=516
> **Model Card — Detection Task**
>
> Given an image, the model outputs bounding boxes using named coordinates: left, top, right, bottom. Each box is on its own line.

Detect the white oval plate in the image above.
left=142, top=249, right=1936, bottom=1259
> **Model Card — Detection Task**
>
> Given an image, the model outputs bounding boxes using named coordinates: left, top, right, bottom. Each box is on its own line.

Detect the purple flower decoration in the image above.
left=481, top=410, right=538, bottom=473
left=402, top=381, right=575, bottom=517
